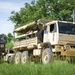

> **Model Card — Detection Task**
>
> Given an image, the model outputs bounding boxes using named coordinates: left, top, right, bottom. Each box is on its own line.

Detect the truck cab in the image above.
left=44, top=21, right=75, bottom=56
left=44, top=21, right=58, bottom=45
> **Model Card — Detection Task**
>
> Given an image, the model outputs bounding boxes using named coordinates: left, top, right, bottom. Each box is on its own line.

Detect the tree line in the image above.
left=2, top=33, right=14, bottom=50
left=9, top=0, right=75, bottom=28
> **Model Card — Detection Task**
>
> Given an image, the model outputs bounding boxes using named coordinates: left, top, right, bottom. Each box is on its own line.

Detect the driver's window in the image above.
left=50, top=23, right=57, bottom=33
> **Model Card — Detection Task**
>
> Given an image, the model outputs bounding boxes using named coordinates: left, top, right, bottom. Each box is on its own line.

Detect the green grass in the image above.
left=0, top=61, right=75, bottom=75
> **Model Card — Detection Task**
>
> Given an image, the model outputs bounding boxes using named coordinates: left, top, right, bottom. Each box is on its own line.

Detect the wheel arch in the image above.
left=41, top=42, right=52, bottom=51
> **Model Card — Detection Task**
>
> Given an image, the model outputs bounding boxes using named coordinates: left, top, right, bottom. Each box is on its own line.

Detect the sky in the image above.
left=0, top=0, right=32, bottom=35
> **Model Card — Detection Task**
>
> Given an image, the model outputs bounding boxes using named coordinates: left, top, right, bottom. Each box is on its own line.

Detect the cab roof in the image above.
left=14, top=20, right=75, bottom=34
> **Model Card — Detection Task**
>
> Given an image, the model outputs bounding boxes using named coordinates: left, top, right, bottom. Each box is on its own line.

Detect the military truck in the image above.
left=0, top=34, right=5, bottom=61
left=4, top=49, right=14, bottom=63
left=13, top=20, right=75, bottom=64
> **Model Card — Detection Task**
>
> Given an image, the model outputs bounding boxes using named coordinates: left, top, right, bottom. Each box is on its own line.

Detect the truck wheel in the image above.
left=8, top=56, right=13, bottom=63
left=15, top=52, right=21, bottom=64
left=21, top=51, right=29, bottom=64
left=42, top=48, right=53, bottom=64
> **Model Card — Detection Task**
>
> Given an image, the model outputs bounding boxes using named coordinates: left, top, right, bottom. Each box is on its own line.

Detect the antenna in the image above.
left=73, top=9, right=75, bottom=23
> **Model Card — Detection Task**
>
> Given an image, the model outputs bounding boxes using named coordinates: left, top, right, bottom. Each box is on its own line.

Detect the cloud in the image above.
left=0, top=1, right=24, bottom=35
left=0, top=0, right=31, bottom=35
left=0, top=2, right=23, bottom=13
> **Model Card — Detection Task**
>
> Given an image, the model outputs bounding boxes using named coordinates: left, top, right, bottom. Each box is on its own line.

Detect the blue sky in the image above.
left=0, top=0, right=32, bottom=35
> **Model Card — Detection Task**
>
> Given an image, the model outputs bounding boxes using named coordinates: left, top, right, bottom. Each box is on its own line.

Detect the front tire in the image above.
left=15, top=52, right=21, bottom=64
left=8, top=56, right=13, bottom=63
left=42, top=48, right=53, bottom=64
left=21, top=51, right=29, bottom=64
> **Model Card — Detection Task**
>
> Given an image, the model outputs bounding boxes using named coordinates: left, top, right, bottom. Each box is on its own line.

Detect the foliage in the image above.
left=7, top=33, right=13, bottom=42
left=6, top=33, right=14, bottom=49
left=2, top=34, right=7, bottom=43
left=2, top=33, right=14, bottom=49
left=6, top=42, right=13, bottom=50
left=9, top=0, right=75, bottom=28
left=0, top=61, right=75, bottom=75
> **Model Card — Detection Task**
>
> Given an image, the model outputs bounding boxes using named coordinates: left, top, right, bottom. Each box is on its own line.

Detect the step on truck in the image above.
left=13, top=19, right=75, bottom=64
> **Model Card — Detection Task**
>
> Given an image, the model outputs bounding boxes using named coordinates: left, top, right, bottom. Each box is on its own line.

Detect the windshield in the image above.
left=58, top=22, right=75, bottom=34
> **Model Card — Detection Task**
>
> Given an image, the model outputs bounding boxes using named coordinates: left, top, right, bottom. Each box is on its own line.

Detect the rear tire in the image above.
left=21, top=51, right=29, bottom=64
left=15, top=52, right=21, bottom=64
left=42, top=48, right=53, bottom=64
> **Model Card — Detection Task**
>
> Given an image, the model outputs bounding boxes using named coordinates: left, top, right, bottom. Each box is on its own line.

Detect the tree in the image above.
left=6, top=33, right=14, bottom=50
left=9, top=0, right=75, bottom=28
left=7, top=33, right=13, bottom=42
left=6, top=42, right=13, bottom=50
left=2, top=33, right=14, bottom=50
left=6, top=33, right=14, bottom=49
left=2, top=34, right=7, bottom=43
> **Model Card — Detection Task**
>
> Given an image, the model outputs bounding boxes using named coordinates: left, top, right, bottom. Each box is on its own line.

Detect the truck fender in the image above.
left=41, top=42, right=52, bottom=52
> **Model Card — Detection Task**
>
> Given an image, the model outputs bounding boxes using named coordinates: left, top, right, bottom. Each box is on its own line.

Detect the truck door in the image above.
left=43, top=26, right=48, bottom=42
left=48, top=23, right=58, bottom=45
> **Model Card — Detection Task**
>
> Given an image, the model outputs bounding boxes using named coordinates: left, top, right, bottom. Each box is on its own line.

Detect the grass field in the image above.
left=0, top=61, right=75, bottom=75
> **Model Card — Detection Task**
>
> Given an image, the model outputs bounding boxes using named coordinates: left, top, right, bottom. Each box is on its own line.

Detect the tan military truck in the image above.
left=13, top=20, right=75, bottom=64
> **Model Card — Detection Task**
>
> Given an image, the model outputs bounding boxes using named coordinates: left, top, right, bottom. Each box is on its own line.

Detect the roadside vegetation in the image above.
left=0, top=61, right=75, bottom=75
